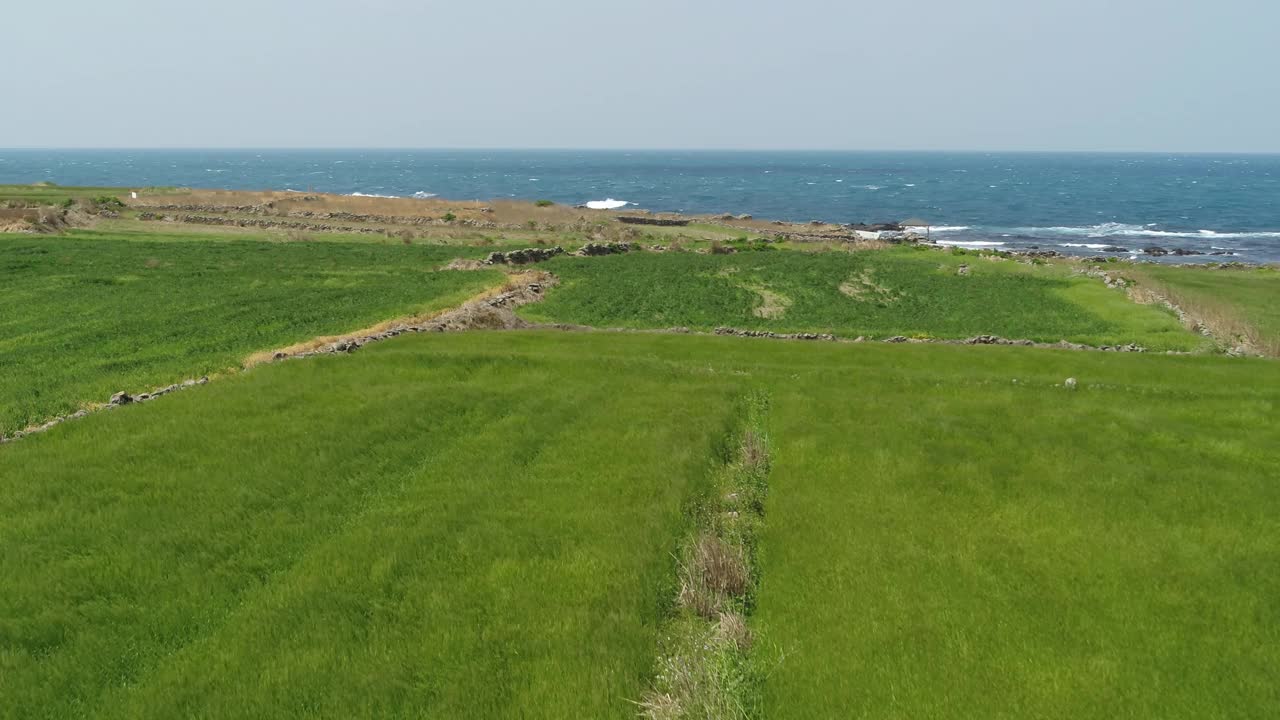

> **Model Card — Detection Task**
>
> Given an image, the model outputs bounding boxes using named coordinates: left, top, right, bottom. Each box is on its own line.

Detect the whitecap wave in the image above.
left=936, top=240, right=1005, bottom=247
left=585, top=198, right=629, bottom=210
left=412, top=191, right=437, bottom=199
left=1059, top=243, right=1112, bottom=249
left=906, top=225, right=970, bottom=233
left=349, top=191, right=400, bottom=199
left=861, top=185, right=883, bottom=191
left=1013, top=222, right=1280, bottom=240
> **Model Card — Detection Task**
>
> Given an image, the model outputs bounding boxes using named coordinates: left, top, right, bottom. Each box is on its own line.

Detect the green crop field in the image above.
left=0, top=230, right=503, bottom=436
left=520, top=248, right=1207, bottom=351
left=0, top=333, right=741, bottom=719
left=754, top=341, right=1280, bottom=719
left=3, top=202, right=1279, bottom=719
left=3, top=332, right=1278, bottom=718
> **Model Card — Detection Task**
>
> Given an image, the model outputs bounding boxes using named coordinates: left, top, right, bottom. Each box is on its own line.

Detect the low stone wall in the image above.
left=485, top=247, right=566, bottom=265
left=617, top=216, right=690, bottom=227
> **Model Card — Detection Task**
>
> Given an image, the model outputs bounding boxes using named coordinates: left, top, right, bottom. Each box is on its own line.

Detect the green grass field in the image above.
left=0, top=184, right=174, bottom=207
left=521, top=248, right=1206, bottom=351
left=0, top=230, right=503, bottom=435
left=754, top=342, right=1280, bottom=719
left=3, top=332, right=1277, bottom=718
left=0, top=334, right=741, bottom=719
left=1132, top=264, right=1280, bottom=355
left=4, top=208, right=1279, bottom=718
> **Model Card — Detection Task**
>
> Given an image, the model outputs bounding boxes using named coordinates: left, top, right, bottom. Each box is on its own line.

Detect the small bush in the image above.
left=92, top=196, right=126, bottom=209
left=442, top=212, right=457, bottom=223
left=534, top=199, right=555, bottom=207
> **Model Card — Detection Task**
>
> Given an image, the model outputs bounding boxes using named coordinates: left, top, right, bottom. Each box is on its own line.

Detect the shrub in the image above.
left=442, top=212, right=457, bottom=223
left=92, top=196, right=126, bottom=209
left=534, top=199, right=555, bottom=207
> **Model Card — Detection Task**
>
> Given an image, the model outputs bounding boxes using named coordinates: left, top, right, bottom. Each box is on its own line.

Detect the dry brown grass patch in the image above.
left=679, top=533, right=750, bottom=619
left=715, top=612, right=753, bottom=652
left=839, top=268, right=901, bottom=303
left=745, top=284, right=791, bottom=319
left=636, top=692, right=682, bottom=720
left=739, top=430, right=767, bottom=470
left=1126, top=270, right=1275, bottom=356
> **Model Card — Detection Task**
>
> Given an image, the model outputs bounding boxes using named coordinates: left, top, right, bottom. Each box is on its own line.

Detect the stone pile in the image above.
left=0, top=377, right=209, bottom=445
left=617, top=216, right=690, bottom=226
left=576, top=242, right=635, bottom=256
left=484, top=246, right=565, bottom=265
left=713, top=328, right=836, bottom=341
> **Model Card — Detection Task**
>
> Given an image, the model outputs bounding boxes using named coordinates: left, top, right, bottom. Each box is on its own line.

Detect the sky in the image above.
left=4, top=0, right=1277, bottom=152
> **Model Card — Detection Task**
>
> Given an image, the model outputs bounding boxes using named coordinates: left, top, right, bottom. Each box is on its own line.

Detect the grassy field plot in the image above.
left=0, top=184, right=175, bottom=207
left=0, top=333, right=740, bottom=719
left=1130, top=264, right=1280, bottom=356
left=754, top=343, right=1280, bottom=719
left=2, top=331, right=1277, bottom=718
left=522, top=248, right=1206, bottom=351
left=0, top=231, right=503, bottom=436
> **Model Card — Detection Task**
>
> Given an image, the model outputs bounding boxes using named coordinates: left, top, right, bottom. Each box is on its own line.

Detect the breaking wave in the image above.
left=906, top=225, right=970, bottom=233
left=935, top=239, right=1005, bottom=247
left=585, top=198, right=629, bottom=210
left=1012, top=222, right=1280, bottom=240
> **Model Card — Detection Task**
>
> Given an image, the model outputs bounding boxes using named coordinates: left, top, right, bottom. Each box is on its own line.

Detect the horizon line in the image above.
left=2, top=147, right=1280, bottom=156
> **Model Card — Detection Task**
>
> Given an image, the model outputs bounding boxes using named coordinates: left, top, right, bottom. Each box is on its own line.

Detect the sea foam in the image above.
left=935, top=240, right=1005, bottom=247
left=585, top=198, right=629, bottom=210
left=1016, top=223, right=1280, bottom=240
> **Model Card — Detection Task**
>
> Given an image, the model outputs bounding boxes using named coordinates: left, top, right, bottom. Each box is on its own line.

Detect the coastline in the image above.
left=3, top=148, right=1280, bottom=263
left=2, top=182, right=1275, bottom=269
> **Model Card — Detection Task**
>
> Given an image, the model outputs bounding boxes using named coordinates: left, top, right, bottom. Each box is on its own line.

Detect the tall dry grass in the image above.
left=1127, top=270, right=1277, bottom=356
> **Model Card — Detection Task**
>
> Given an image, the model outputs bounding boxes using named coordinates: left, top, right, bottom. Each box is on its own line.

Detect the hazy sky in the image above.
left=5, top=0, right=1277, bottom=151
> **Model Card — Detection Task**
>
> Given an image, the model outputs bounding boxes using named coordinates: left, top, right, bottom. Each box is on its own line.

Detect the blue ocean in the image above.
left=3, top=149, right=1279, bottom=262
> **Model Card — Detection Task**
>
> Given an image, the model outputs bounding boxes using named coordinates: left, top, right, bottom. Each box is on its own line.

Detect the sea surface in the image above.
left=2, top=149, right=1279, bottom=263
